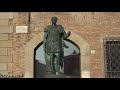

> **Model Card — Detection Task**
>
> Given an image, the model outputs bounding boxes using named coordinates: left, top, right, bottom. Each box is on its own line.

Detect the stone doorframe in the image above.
left=24, top=31, right=91, bottom=78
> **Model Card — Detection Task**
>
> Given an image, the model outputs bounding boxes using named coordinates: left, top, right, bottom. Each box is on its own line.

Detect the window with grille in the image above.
left=104, top=38, right=120, bottom=78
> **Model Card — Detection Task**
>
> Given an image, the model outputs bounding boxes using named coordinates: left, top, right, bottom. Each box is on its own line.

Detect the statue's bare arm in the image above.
left=61, top=26, right=71, bottom=39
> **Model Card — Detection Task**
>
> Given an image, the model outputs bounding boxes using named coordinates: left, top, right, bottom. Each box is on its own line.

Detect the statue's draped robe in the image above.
left=43, top=25, right=69, bottom=73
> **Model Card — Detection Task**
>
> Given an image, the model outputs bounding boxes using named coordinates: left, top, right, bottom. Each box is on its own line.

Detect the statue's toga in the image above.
left=43, top=16, right=71, bottom=75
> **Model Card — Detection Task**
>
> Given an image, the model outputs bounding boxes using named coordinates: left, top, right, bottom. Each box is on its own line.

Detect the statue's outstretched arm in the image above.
left=66, top=31, right=71, bottom=38
left=60, top=25, right=71, bottom=39
left=63, top=30, right=71, bottom=39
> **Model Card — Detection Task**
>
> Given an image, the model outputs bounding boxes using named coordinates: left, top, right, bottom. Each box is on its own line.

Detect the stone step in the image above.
left=0, top=26, right=13, bottom=33
left=0, top=41, right=12, bottom=47
left=0, top=20, right=8, bottom=26
left=0, top=13, right=13, bottom=19
left=0, top=63, right=7, bottom=70
left=0, top=34, right=8, bottom=40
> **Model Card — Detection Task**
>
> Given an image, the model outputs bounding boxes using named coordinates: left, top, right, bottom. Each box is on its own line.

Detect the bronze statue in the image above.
left=43, top=16, right=71, bottom=75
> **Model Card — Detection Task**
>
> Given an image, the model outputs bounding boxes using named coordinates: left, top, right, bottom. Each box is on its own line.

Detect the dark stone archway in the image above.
left=24, top=31, right=90, bottom=78
left=34, top=39, right=80, bottom=78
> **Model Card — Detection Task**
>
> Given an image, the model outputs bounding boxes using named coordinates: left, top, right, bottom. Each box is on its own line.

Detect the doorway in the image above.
left=34, top=39, right=80, bottom=78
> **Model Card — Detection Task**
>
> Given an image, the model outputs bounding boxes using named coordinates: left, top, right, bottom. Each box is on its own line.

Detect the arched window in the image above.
left=34, top=39, right=80, bottom=78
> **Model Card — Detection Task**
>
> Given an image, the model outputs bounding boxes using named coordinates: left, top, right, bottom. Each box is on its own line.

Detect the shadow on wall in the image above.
left=64, top=53, right=80, bottom=76
left=35, top=60, right=46, bottom=78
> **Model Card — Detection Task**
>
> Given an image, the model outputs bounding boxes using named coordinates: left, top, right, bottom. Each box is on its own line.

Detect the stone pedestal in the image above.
left=45, top=74, right=71, bottom=78
left=45, top=72, right=80, bottom=78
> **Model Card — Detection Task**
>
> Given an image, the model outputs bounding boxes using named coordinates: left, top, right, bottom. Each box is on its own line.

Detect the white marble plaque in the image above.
left=91, top=50, right=95, bottom=54
left=16, top=26, right=28, bottom=33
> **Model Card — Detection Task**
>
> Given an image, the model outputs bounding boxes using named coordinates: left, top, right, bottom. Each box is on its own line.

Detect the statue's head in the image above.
left=51, top=16, right=57, bottom=24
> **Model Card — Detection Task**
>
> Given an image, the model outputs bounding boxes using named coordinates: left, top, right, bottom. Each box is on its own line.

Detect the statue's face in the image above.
left=51, top=17, right=57, bottom=24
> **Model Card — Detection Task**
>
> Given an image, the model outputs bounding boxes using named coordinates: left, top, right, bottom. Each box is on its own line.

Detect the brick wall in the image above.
left=27, top=12, right=120, bottom=78
left=28, top=12, right=120, bottom=78
left=0, top=12, right=120, bottom=78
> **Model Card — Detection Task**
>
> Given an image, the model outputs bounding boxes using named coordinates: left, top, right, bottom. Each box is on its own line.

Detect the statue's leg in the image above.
left=54, top=53, right=61, bottom=74
left=50, top=53, right=54, bottom=73
left=45, top=52, right=53, bottom=73
left=60, top=52, right=64, bottom=73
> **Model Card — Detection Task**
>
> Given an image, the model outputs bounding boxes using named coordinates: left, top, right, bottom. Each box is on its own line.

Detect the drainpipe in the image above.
left=28, top=12, right=31, bottom=24
left=28, top=12, right=31, bottom=31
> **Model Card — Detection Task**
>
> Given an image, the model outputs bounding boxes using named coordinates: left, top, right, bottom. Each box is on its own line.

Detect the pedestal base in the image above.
left=45, top=74, right=71, bottom=78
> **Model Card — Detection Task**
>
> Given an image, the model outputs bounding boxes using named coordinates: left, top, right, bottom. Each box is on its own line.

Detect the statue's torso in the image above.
left=45, top=25, right=63, bottom=53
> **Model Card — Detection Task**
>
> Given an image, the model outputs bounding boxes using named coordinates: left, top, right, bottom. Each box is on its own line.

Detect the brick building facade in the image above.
left=0, top=12, right=120, bottom=78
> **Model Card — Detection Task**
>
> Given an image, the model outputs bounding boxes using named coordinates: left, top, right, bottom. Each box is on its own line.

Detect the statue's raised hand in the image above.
left=67, top=31, right=71, bottom=37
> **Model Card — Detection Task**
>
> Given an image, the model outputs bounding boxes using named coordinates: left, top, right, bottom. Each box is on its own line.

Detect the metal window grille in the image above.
left=104, top=38, right=120, bottom=78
